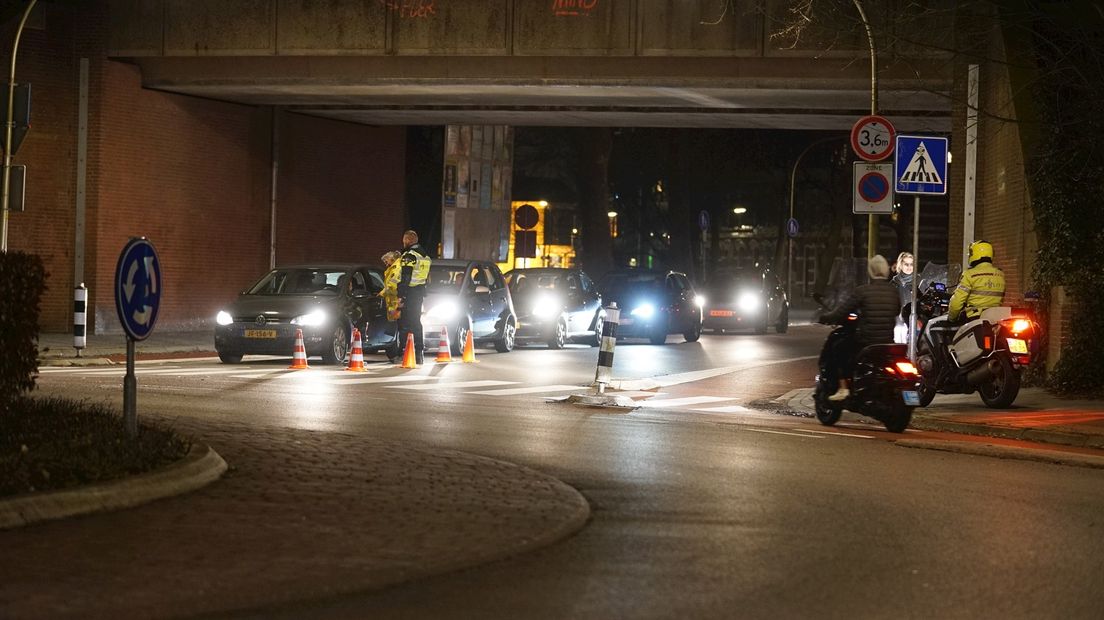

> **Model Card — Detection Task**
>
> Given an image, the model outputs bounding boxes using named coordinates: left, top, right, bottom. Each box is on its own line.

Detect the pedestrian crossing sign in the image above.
left=895, top=135, right=949, bottom=195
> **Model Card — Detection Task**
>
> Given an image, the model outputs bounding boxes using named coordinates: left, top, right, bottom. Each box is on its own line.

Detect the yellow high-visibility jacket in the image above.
left=948, top=261, right=1005, bottom=321
left=381, top=261, right=402, bottom=321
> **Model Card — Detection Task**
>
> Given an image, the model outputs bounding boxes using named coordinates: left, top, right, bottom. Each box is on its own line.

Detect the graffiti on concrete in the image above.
left=552, top=0, right=599, bottom=17
left=379, top=0, right=437, bottom=19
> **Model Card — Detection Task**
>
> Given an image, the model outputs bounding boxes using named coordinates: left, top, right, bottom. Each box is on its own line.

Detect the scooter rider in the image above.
left=948, top=240, right=1005, bottom=322
left=820, top=255, right=900, bottom=401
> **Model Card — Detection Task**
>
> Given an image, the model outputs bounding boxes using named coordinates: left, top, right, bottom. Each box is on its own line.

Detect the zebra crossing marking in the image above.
left=638, top=396, right=733, bottom=408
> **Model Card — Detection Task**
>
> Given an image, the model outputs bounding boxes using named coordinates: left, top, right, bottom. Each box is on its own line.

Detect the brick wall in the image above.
left=3, top=3, right=407, bottom=334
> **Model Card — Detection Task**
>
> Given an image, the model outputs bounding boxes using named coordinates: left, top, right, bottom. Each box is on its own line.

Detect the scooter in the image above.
left=909, top=269, right=1040, bottom=408
left=812, top=301, right=920, bottom=433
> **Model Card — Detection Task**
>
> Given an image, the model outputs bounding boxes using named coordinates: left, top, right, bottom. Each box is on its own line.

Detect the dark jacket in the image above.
left=821, top=278, right=900, bottom=346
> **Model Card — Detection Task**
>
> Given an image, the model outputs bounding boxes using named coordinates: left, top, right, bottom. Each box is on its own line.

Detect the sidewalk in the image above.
left=773, top=387, right=1104, bottom=449
left=37, top=329, right=216, bottom=366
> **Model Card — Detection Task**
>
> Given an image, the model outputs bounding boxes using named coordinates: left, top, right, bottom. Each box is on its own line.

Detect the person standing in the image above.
left=379, top=251, right=403, bottom=361
left=892, top=251, right=915, bottom=306
left=397, top=230, right=432, bottom=364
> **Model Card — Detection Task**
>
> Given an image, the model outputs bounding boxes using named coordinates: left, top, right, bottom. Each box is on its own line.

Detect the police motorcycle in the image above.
left=907, top=263, right=1040, bottom=408
left=811, top=292, right=920, bottom=434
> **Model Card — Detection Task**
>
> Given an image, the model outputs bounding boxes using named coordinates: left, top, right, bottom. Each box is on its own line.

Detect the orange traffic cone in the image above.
left=288, top=328, right=309, bottom=369
left=400, top=332, right=418, bottom=368
left=435, top=327, right=453, bottom=363
left=462, top=329, right=477, bottom=363
left=345, top=328, right=367, bottom=372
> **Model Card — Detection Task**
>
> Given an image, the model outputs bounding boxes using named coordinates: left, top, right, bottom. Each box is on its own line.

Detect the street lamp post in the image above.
left=0, top=0, right=37, bottom=253
left=787, top=136, right=845, bottom=301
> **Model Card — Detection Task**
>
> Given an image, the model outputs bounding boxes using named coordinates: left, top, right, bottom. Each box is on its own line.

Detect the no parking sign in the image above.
left=852, top=162, right=894, bottom=214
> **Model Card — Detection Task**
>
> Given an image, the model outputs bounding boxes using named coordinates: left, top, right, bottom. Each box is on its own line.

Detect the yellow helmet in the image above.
left=968, top=240, right=993, bottom=264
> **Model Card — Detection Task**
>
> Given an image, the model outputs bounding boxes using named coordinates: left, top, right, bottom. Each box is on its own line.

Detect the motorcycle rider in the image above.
left=948, top=240, right=1006, bottom=322
left=820, top=255, right=900, bottom=401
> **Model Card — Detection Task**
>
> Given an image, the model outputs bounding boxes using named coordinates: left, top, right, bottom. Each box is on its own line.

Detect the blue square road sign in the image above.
left=895, top=135, right=948, bottom=195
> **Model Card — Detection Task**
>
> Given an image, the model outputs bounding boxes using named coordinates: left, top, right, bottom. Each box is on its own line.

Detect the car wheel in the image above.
left=321, top=325, right=349, bottom=365
left=589, top=313, right=604, bottom=347
left=548, top=317, right=567, bottom=349
left=775, top=307, right=789, bottom=334
left=494, top=318, right=516, bottom=353
left=683, top=320, right=701, bottom=343
left=218, top=351, right=242, bottom=364
left=754, top=313, right=769, bottom=334
left=452, top=319, right=472, bottom=357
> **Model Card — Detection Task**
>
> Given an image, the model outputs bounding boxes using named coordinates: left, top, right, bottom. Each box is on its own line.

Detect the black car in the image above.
left=214, top=264, right=394, bottom=364
left=505, top=267, right=604, bottom=349
left=701, top=268, right=789, bottom=334
left=598, top=269, right=703, bottom=345
left=421, top=259, right=518, bottom=354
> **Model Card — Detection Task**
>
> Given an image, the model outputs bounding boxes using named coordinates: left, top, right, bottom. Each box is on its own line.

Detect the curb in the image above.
left=909, top=417, right=1104, bottom=450
left=0, top=443, right=227, bottom=530
left=896, top=439, right=1104, bottom=469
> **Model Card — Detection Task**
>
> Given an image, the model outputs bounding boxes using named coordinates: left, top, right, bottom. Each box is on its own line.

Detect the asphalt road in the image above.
left=27, top=326, right=1104, bottom=618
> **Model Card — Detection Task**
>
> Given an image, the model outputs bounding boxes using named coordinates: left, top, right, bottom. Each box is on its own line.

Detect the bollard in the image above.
left=594, top=303, right=619, bottom=394
left=73, top=283, right=88, bottom=357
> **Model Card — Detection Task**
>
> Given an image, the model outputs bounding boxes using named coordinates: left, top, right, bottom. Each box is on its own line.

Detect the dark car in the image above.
left=214, top=264, right=394, bottom=364
left=421, top=259, right=517, bottom=354
left=598, top=269, right=703, bottom=345
left=505, top=267, right=605, bottom=349
left=701, top=268, right=789, bottom=334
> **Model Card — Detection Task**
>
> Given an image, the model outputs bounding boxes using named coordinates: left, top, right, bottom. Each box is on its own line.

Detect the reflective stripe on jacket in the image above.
left=398, top=244, right=431, bottom=293
left=948, top=262, right=1005, bottom=321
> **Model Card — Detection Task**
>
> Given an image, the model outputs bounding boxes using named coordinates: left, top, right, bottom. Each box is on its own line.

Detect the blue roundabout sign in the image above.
left=114, top=237, right=162, bottom=341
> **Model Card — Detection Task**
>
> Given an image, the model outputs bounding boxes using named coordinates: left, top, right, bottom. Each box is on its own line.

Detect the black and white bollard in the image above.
left=73, top=283, right=88, bottom=357
left=594, top=303, right=619, bottom=394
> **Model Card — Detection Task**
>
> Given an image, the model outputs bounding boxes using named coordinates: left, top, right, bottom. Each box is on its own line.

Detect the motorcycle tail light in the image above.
left=895, top=361, right=919, bottom=376
left=1011, top=319, right=1031, bottom=334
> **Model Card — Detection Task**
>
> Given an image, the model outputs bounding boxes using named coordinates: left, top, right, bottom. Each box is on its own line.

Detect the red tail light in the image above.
left=895, top=361, right=919, bottom=376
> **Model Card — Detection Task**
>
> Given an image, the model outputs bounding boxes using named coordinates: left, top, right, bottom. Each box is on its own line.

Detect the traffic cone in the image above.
left=288, top=329, right=309, bottom=369
left=462, top=329, right=477, bottom=363
left=435, top=327, right=453, bottom=363
left=345, top=328, right=367, bottom=372
left=400, top=332, right=418, bottom=368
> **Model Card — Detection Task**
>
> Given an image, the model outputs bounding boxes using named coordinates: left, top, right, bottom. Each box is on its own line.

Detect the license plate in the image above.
left=1007, top=338, right=1028, bottom=354
left=244, top=329, right=277, bottom=339
left=620, top=318, right=634, bottom=326
left=710, top=310, right=734, bottom=317
left=902, top=390, right=920, bottom=406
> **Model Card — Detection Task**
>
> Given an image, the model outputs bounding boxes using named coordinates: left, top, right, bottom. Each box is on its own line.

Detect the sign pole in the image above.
left=124, top=336, right=137, bottom=437
left=908, top=195, right=920, bottom=363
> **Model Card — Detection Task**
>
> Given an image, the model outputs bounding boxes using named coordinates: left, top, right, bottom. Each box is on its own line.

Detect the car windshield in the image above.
left=708, top=271, right=761, bottom=290
left=600, top=272, right=663, bottom=296
left=246, top=269, right=347, bottom=296
left=508, top=272, right=566, bottom=296
left=427, top=265, right=467, bottom=293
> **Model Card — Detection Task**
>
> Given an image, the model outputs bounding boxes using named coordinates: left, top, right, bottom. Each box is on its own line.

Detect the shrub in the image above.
left=0, top=252, right=46, bottom=409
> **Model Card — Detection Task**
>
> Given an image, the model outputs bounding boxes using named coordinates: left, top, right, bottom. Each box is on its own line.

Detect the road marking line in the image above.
left=797, top=428, right=874, bottom=439
left=330, top=375, right=445, bottom=385
left=638, top=396, right=733, bottom=408
left=467, top=384, right=582, bottom=396
left=390, top=380, right=516, bottom=391
left=745, top=428, right=825, bottom=438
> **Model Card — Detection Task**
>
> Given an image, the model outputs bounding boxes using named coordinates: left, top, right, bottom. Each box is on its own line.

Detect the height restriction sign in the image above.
left=851, top=115, right=896, bottom=162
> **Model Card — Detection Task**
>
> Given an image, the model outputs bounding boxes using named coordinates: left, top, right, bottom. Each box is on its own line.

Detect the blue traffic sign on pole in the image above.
left=114, top=237, right=162, bottom=341
left=786, top=218, right=799, bottom=238
left=895, top=135, right=949, bottom=195
left=698, top=210, right=711, bottom=232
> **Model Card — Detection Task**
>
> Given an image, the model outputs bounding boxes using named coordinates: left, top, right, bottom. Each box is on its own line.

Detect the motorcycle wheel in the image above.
left=884, top=400, right=913, bottom=433
left=918, top=382, right=937, bottom=407
left=978, top=354, right=1021, bottom=408
left=814, top=375, right=843, bottom=426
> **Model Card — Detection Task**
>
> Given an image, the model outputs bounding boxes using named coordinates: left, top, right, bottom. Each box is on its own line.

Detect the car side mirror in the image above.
left=474, top=285, right=491, bottom=294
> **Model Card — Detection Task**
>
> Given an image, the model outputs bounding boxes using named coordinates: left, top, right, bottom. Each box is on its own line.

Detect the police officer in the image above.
left=948, top=240, right=1005, bottom=322
left=397, top=230, right=432, bottom=364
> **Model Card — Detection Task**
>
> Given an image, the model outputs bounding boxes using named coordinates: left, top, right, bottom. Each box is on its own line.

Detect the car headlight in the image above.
left=693, top=294, right=706, bottom=307
left=291, top=310, right=327, bottom=326
left=631, top=303, right=655, bottom=318
left=737, top=291, right=761, bottom=313
left=425, top=300, right=459, bottom=320
left=531, top=295, right=559, bottom=318
left=216, top=310, right=233, bottom=326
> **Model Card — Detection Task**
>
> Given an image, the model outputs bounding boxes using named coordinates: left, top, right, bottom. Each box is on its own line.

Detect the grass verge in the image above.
left=0, top=396, right=190, bottom=498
